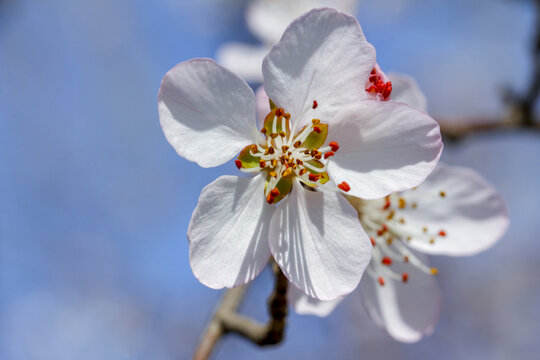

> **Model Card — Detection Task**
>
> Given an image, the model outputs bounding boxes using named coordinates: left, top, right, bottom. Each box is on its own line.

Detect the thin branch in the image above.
left=193, top=263, right=288, bottom=360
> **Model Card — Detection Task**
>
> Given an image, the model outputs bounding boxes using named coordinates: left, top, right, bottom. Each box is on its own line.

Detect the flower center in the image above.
left=349, top=191, right=448, bottom=286
left=235, top=105, right=344, bottom=204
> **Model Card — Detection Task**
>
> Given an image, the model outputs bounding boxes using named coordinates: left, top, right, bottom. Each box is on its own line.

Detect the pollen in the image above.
left=329, top=141, right=339, bottom=152
left=337, top=181, right=351, bottom=192
left=383, top=197, right=391, bottom=210
left=312, top=100, right=318, bottom=109
left=269, top=171, right=277, bottom=178
left=403, top=255, right=409, bottom=263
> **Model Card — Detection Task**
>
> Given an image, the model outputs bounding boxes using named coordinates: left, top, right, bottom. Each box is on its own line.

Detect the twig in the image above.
left=438, top=116, right=540, bottom=140
left=193, top=263, right=288, bottom=360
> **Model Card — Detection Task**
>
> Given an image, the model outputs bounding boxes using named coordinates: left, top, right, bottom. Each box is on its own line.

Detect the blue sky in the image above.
left=1, top=1, right=539, bottom=359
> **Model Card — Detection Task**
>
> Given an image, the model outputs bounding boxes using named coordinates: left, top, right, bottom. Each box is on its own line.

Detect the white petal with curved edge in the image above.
left=289, top=283, right=344, bottom=316
left=360, top=254, right=441, bottom=343
left=262, top=8, right=375, bottom=130
left=326, top=100, right=442, bottom=199
left=269, top=182, right=372, bottom=301
left=216, top=43, right=269, bottom=83
left=188, top=175, right=274, bottom=289
left=397, top=164, right=509, bottom=256
left=388, top=73, right=428, bottom=112
left=159, top=59, right=258, bottom=168
left=247, top=0, right=358, bottom=45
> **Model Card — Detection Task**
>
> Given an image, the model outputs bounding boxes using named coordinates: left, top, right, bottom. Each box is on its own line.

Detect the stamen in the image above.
left=430, top=268, right=438, bottom=275
left=337, top=181, right=351, bottom=192
left=381, top=257, right=392, bottom=266
left=370, top=237, right=376, bottom=246
left=438, top=230, right=447, bottom=237
left=402, top=273, right=409, bottom=283
left=324, top=151, right=334, bottom=159
left=329, top=141, right=339, bottom=152
left=312, top=100, right=318, bottom=109
left=235, top=160, right=242, bottom=169
left=378, top=277, right=385, bottom=286
left=439, top=191, right=446, bottom=198
left=270, top=188, right=280, bottom=197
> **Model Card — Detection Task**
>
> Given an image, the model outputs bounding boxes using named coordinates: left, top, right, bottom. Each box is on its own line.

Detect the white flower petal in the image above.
left=262, top=8, right=375, bottom=130
left=269, top=182, right=372, bottom=301
left=326, top=100, right=443, bottom=199
left=255, top=86, right=270, bottom=129
left=247, top=0, right=358, bottom=45
left=216, top=43, right=269, bottom=83
left=388, top=73, right=428, bottom=112
left=188, top=175, right=274, bottom=289
left=398, top=164, right=509, bottom=256
left=159, top=59, right=258, bottom=168
left=360, top=254, right=441, bottom=343
left=289, top=283, right=344, bottom=317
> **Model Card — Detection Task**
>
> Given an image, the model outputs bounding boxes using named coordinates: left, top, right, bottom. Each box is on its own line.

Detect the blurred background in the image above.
left=1, top=0, right=539, bottom=359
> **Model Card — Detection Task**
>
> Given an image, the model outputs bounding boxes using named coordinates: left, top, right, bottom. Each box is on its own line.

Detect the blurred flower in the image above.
left=288, top=73, right=509, bottom=343
left=217, top=0, right=359, bottom=82
left=159, top=9, right=442, bottom=301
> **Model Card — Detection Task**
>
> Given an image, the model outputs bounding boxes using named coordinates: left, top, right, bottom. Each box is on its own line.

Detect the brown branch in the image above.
left=193, top=263, right=288, bottom=360
left=437, top=116, right=540, bottom=140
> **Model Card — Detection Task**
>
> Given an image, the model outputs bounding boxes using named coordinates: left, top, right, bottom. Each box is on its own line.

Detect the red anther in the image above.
left=324, top=151, right=335, bottom=159
left=308, top=173, right=320, bottom=182
left=402, top=273, right=409, bottom=283
left=266, top=194, right=275, bottom=204
left=371, top=68, right=376, bottom=75
left=312, top=100, right=318, bottom=109
left=382, top=82, right=392, bottom=99
left=369, top=75, right=378, bottom=83
left=270, top=188, right=280, bottom=197
left=383, top=198, right=391, bottom=210
left=329, top=141, right=339, bottom=152
left=378, top=277, right=385, bottom=286
left=275, top=108, right=284, bottom=117
left=366, top=85, right=376, bottom=93
left=313, top=126, right=321, bottom=133
left=381, top=257, right=392, bottom=266
left=235, top=160, right=242, bottom=169
left=370, top=237, right=376, bottom=246
left=438, top=230, right=447, bottom=237
left=337, top=181, right=350, bottom=192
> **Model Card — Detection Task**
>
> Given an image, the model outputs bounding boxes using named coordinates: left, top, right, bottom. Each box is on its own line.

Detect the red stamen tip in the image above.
left=378, top=277, right=385, bottom=286
left=337, top=181, right=350, bottom=192
left=313, top=126, right=321, bottom=133
left=275, top=108, right=284, bottom=117
left=402, top=273, right=409, bottom=283
left=324, top=151, right=334, bottom=159
left=235, top=160, right=242, bottom=169
left=266, top=194, right=275, bottom=204
left=383, top=198, right=391, bottom=210
left=381, top=257, right=392, bottom=266
left=312, top=100, right=318, bottom=109
left=308, top=173, right=320, bottom=182
left=270, top=188, right=280, bottom=197
left=329, top=141, right=339, bottom=152
left=370, top=237, right=376, bottom=246
left=438, top=230, right=447, bottom=237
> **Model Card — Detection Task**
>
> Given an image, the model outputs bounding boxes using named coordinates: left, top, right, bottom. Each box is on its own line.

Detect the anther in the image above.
left=313, top=126, right=321, bottom=133
left=299, top=168, right=307, bottom=176
left=312, top=119, right=320, bottom=125
left=275, top=108, right=284, bottom=117
left=440, top=191, right=446, bottom=198
left=378, top=277, right=385, bottom=286
left=261, top=128, right=267, bottom=134
left=402, top=273, right=409, bottom=283
left=282, top=168, right=293, bottom=177
left=403, top=255, right=409, bottom=263
left=259, top=160, right=266, bottom=168
left=271, top=159, right=277, bottom=167
left=383, top=197, right=391, bottom=210
left=429, top=238, right=435, bottom=244
left=279, top=131, right=286, bottom=137
left=312, top=100, right=318, bottom=109
left=337, top=181, right=351, bottom=192
left=266, top=194, right=275, bottom=204
left=270, top=133, right=278, bottom=139
left=294, top=141, right=302, bottom=148
left=328, top=141, right=339, bottom=152
left=250, top=144, right=258, bottom=153
left=324, top=151, right=334, bottom=159
left=422, top=226, right=428, bottom=233
left=282, top=145, right=289, bottom=152
left=269, top=171, right=277, bottom=178
left=430, top=268, right=439, bottom=275
left=308, top=173, right=320, bottom=182
left=270, top=188, right=280, bottom=197
left=268, top=147, right=275, bottom=155
left=381, top=257, right=392, bottom=266
left=412, top=203, right=418, bottom=209
left=386, top=210, right=395, bottom=220
left=438, top=230, right=447, bottom=237
left=235, top=160, right=242, bottom=169
left=398, top=198, right=406, bottom=209
left=377, top=224, right=388, bottom=236
left=370, top=237, right=376, bottom=246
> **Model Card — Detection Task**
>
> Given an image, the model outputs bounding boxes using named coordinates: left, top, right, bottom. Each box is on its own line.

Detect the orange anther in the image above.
left=378, top=277, right=385, bottom=286
left=383, top=197, right=391, bottom=210
left=337, top=181, right=350, bottom=192
left=329, top=141, right=339, bottom=152
left=324, top=151, right=335, bottom=159
left=438, top=230, right=447, bottom=237
left=402, top=273, right=409, bottom=283
left=370, top=237, right=376, bottom=246
left=381, top=257, right=392, bottom=266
